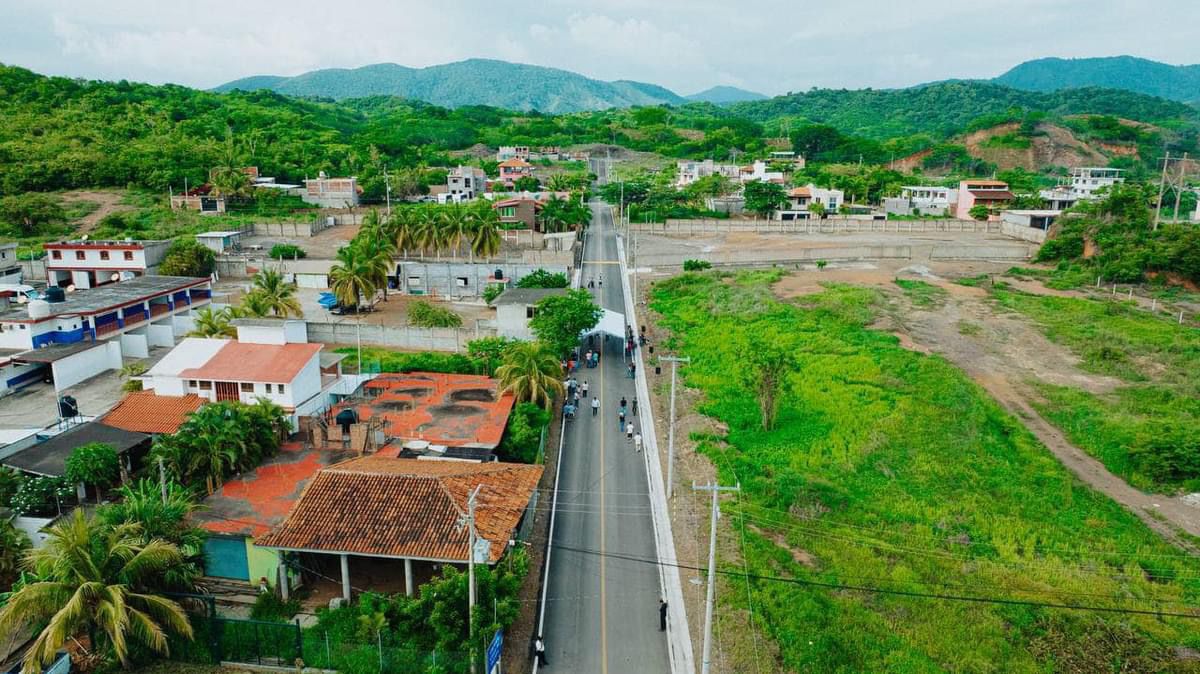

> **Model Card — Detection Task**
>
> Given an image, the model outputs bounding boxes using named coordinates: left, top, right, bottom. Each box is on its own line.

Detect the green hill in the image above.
left=215, top=59, right=688, bottom=113
left=995, top=56, right=1200, bottom=104
left=686, top=85, right=767, bottom=104
left=728, top=80, right=1198, bottom=139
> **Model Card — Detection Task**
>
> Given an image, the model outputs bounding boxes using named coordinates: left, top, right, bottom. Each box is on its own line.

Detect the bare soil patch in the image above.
left=61, top=189, right=132, bottom=234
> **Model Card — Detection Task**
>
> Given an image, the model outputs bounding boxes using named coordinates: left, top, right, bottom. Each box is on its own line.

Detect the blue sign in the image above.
left=486, top=630, right=503, bottom=673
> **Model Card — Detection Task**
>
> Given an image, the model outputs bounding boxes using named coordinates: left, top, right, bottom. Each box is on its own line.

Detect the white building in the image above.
left=675, top=160, right=741, bottom=188
left=43, top=239, right=171, bottom=290
left=142, top=319, right=346, bottom=428
left=884, top=186, right=959, bottom=217
left=0, top=243, right=20, bottom=284
left=1068, top=167, right=1124, bottom=199
left=738, top=160, right=785, bottom=184
left=775, top=185, right=845, bottom=220
left=497, top=146, right=530, bottom=161
left=302, top=172, right=359, bottom=208
left=445, top=165, right=488, bottom=202
left=493, top=288, right=567, bottom=341
left=195, top=231, right=242, bottom=254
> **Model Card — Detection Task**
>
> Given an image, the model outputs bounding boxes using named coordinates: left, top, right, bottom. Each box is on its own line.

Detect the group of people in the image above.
left=617, top=396, right=644, bottom=452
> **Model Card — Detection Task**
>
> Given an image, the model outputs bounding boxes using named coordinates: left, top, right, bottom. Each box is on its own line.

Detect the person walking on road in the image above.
left=618, top=407, right=626, bottom=432
left=632, top=398, right=638, bottom=416
left=626, top=423, right=634, bottom=442
left=591, top=396, right=600, bottom=416
left=634, top=430, right=643, bottom=452
left=619, top=396, right=627, bottom=410
left=581, top=381, right=589, bottom=397
left=659, top=599, right=668, bottom=631
left=535, top=636, right=548, bottom=666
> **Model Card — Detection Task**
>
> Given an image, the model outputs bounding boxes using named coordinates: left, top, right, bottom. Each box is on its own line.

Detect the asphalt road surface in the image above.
left=540, top=203, right=671, bottom=673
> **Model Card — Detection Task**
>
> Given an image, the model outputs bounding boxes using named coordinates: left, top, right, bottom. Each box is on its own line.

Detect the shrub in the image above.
left=408, top=301, right=463, bottom=328
left=158, top=238, right=216, bottom=277
left=250, top=589, right=301, bottom=622
left=516, top=269, right=569, bottom=289
left=65, top=442, right=121, bottom=493
left=482, top=284, right=505, bottom=305
left=269, top=243, right=307, bottom=260
left=339, top=347, right=481, bottom=375
left=683, top=259, right=712, bottom=272
left=11, top=476, right=74, bottom=516
left=498, top=403, right=551, bottom=463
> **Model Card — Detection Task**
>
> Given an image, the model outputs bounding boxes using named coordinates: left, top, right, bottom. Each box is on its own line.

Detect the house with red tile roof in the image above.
left=141, top=318, right=348, bottom=429
left=497, top=157, right=534, bottom=188
left=255, top=455, right=542, bottom=601
left=99, top=390, right=206, bottom=435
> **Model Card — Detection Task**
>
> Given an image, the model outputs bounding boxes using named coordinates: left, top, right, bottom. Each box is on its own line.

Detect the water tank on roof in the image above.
left=335, top=408, right=358, bottom=433
left=59, top=395, right=79, bottom=419
left=27, top=299, right=51, bottom=319
left=494, top=269, right=504, bottom=280
left=44, top=286, right=66, bottom=303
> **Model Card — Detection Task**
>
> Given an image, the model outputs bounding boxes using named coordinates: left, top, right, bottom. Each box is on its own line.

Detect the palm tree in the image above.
left=187, top=306, right=235, bottom=338
left=250, top=269, right=303, bottom=318
left=442, top=204, right=470, bottom=260
left=391, top=208, right=418, bottom=259
left=208, top=165, right=253, bottom=200
left=495, top=342, right=564, bottom=409
left=413, top=207, right=445, bottom=260
left=232, top=291, right=272, bottom=318
left=0, top=510, right=194, bottom=672
left=469, top=201, right=502, bottom=263
left=329, top=244, right=378, bottom=312
left=98, top=479, right=207, bottom=591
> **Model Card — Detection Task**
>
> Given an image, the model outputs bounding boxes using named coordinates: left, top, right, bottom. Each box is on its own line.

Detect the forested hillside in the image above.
left=215, top=59, right=687, bottom=113
left=995, top=56, right=1200, bottom=104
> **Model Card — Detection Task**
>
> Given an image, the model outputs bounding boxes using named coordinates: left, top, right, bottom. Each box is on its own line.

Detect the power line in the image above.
left=550, top=542, right=1200, bottom=621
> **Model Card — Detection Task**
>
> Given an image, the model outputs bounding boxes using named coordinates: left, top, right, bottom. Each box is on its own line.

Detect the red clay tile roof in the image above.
left=255, top=456, right=543, bottom=563
left=179, top=341, right=322, bottom=383
left=497, top=158, right=532, bottom=168
left=787, top=187, right=812, bottom=198
left=196, top=443, right=349, bottom=537
left=968, top=190, right=1015, bottom=200
left=100, top=391, right=206, bottom=435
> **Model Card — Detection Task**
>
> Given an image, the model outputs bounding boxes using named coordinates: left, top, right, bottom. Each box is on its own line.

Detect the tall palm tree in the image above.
left=413, top=207, right=445, bottom=260
left=250, top=269, right=303, bottom=318
left=470, top=201, right=502, bottom=263
left=391, top=208, right=418, bottom=259
left=0, top=511, right=193, bottom=672
left=187, top=306, right=235, bottom=338
left=495, top=342, right=564, bottom=409
left=98, top=479, right=207, bottom=591
left=329, top=244, right=378, bottom=312
left=208, top=166, right=253, bottom=200
left=442, top=204, right=470, bottom=260
left=232, top=291, right=272, bottom=318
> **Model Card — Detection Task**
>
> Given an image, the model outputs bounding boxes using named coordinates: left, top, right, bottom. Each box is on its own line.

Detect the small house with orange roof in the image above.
left=497, top=157, right=534, bottom=187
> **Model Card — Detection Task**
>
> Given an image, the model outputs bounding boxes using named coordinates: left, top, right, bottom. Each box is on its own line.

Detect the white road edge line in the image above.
left=531, top=259, right=581, bottom=674
left=615, top=208, right=697, bottom=674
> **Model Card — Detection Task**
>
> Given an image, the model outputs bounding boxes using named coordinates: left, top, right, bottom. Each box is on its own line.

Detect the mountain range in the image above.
left=215, top=55, right=1200, bottom=114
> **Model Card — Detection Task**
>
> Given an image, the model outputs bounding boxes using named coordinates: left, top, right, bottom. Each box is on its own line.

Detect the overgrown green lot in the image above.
left=649, top=270, right=1200, bottom=673
left=990, top=288, right=1200, bottom=492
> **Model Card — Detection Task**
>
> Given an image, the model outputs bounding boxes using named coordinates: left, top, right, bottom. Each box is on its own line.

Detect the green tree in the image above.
left=249, top=269, right=304, bottom=318
left=968, top=203, right=992, bottom=221
left=0, top=510, right=194, bottom=672
left=495, top=342, right=564, bottom=409
left=808, top=201, right=826, bottom=218
left=469, top=200, right=502, bottom=262
left=158, top=239, right=216, bottom=277
left=152, top=400, right=284, bottom=494
left=734, top=329, right=797, bottom=431
left=0, top=193, right=65, bottom=236
left=512, top=175, right=540, bottom=192
left=498, top=403, right=551, bottom=463
left=467, top=336, right=517, bottom=376
left=64, top=442, right=120, bottom=501
left=329, top=244, right=380, bottom=311
left=208, top=165, right=253, bottom=200
left=528, top=289, right=602, bottom=357
left=187, top=306, right=236, bottom=338
left=0, top=518, right=30, bottom=590
left=516, top=269, right=569, bottom=289
left=743, top=181, right=788, bottom=218
left=97, top=479, right=208, bottom=590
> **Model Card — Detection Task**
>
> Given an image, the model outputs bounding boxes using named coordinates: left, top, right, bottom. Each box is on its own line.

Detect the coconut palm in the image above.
left=391, top=208, right=418, bottom=259
left=98, top=479, right=207, bottom=591
left=250, top=269, right=303, bottom=318
left=232, top=291, right=272, bottom=318
left=495, top=341, right=564, bottom=409
left=442, top=204, right=471, bottom=260
left=187, top=306, right=236, bottom=338
left=0, top=510, right=194, bottom=672
left=329, top=244, right=379, bottom=312
left=208, top=165, right=253, bottom=200
left=469, top=201, right=502, bottom=262
left=413, top=207, right=446, bottom=260
left=152, top=410, right=243, bottom=495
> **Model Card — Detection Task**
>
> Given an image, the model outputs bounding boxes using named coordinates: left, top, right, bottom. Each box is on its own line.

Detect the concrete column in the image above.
left=278, top=560, right=289, bottom=602
left=340, top=554, right=351, bottom=603
left=404, top=559, right=414, bottom=597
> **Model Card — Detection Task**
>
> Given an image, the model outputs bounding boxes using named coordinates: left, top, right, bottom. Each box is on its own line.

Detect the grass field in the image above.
left=649, top=270, right=1200, bottom=673
left=990, top=288, right=1200, bottom=493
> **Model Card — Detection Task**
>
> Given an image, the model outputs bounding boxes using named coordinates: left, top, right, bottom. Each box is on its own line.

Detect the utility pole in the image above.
left=384, top=167, right=392, bottom=216
left=693, top=482, right=740, bottom=674
left=1172, top=152, right=1189, bottom=222
left=1154, top=151, right=1170, bottom=231
left=460, top=485, right=484, bottom=674
left=661, top=356, right=690, bottom=499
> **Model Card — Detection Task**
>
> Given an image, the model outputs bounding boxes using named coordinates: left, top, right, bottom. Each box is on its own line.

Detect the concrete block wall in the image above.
left=304, top=321, right=497, bottom=353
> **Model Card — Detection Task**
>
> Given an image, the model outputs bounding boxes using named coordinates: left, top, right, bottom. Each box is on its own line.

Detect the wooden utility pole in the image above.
left=693, top=482, right=740, bottom=674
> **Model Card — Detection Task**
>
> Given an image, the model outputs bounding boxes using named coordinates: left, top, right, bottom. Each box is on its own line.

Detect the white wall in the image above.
left=51, top=342, right=121, bottom=389
left=147, top=323, right=175, bottom=348
left=47, top=246, right=148, bottom=272
left=0, top=322, right=34, bottom=349
left=497, top=304, right=535, bottom=340
left=119, top=331, right=150, bottom=358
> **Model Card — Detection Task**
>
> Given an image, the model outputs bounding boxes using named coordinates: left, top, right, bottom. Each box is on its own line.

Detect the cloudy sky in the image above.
left=1, top=0, right=1196, bottom=95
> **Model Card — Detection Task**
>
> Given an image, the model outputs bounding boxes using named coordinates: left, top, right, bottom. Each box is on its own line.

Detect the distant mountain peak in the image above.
left=214, top=59, right=689, bottom=113
left=994, top=55, right=1200, bottom=103
left=686, top=85, right=768, bottom=104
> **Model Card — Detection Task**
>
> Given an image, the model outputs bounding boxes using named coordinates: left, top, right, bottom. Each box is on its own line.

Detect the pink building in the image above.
left=498, top=158, right=534, bottom=187
left=955, top=180, right=1014, bottom=219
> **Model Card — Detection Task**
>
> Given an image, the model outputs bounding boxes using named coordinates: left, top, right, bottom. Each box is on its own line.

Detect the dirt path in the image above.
left=61, top=190, right=132, bottom=234
left=893, top=277, right=1200, bottom=550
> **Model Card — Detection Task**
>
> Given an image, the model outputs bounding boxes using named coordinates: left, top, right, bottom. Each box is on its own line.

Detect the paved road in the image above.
left=540, top=203, right=670, bottom=673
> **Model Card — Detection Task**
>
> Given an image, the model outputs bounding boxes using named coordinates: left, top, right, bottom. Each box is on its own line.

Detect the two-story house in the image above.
left=303, top=172, right=360, bottom=208
left=775, top=185, right=845, bottom=220
left=884, top=186, right=959, bottom=217
left=496, top=146, right=530, bottom=161
left=955, top=180, right=1014, bottom=219
left=444, top=165, right=488, bottom=202
left=141, top=319, right=344, bottom=429
left=497, top=159, right=534, bottom=188
left=43, top=239, right=171, bottom=290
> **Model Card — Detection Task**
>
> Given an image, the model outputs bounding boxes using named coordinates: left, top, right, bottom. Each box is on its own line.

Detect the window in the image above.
left=456, top=276, right=469, bottom=287
left=240, top=382, right=254, bottom=393
left=75, top=251, right=85, bottom=260
left=51, top=250, right=61, bottom=259
left=188, top=380, right=198, bottom=388
left=198, top=381, right=212, bottom=391
left=124, top=251, right=134, bottom=261
left=277, top=384, right=285, bottom=394
left=500, top=207, right=516, bottom=218
left=526, top=306, right=536, bottom=319
left=99, top=251, right=109, bottom=260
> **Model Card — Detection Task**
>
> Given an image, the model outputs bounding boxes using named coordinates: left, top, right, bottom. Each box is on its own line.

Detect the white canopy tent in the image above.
left=583, top=308, right=626, bottom=338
